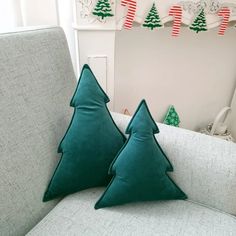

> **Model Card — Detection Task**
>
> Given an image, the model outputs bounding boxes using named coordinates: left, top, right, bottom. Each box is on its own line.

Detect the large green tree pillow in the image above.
left=43, top=64, right=126, bottom=202
left=95, top=100, right=187, bottom=209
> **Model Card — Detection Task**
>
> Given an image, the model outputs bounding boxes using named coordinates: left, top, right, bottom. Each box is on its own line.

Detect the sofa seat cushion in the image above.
left=27, top=188, right=236, bottom=236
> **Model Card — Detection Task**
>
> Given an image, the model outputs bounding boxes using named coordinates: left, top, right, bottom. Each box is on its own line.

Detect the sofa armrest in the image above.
left=112, top=112, right=236, bottom=216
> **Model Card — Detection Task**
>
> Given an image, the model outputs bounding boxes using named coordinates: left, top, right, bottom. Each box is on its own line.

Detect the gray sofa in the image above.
left=0, top=27, right=236, bottom=236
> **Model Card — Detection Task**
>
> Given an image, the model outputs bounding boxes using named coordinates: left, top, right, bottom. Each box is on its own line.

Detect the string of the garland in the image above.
left=92, top=1, right=232, bottom=36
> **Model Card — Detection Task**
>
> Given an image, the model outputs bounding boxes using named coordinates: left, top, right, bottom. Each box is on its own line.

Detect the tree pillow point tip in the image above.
left=70, top=64, right=110, bottom=107
left=126, top=99, right=159, bottom=135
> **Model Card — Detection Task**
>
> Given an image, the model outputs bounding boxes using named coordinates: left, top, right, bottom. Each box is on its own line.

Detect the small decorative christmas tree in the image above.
left=92, top=0, right=114, bottom=20
left=189, top=9, right=207, bottom=33
left=163, top=105, right=180, bottom=127
left=143, top=3, right=162, bottom=30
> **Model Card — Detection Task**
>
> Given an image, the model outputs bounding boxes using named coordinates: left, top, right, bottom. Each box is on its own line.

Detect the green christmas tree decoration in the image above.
left=43, top=65, right=126, bottom=202
left=163, top=105, right=180, bottom=127
left=189, top=9, right=207, bottom=33
left=143, top=3, right=163, bottom=30
left=95, top=100, right=187, bottom=209
left=92, top=0, right=114, bottom=20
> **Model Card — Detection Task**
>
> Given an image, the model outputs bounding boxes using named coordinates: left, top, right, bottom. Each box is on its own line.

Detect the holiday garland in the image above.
left=169, top=5, right=183, bottom=37
left=218, top=7, right=231, bottom=36
left=91, top=1, right=233, bottom=35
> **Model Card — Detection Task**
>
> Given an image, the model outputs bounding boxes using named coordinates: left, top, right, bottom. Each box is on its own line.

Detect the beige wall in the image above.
left=114, top=27, right=236, bottom=132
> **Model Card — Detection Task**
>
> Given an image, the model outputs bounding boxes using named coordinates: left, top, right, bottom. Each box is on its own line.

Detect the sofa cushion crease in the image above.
left=27, top=188, right=236, bottom=236
left=186, top=199, right=236, bottom=220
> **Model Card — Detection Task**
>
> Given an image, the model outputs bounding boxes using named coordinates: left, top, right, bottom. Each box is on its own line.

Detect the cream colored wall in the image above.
left=114, top=27, right=236, bottom=132
left=19, top=0, right=77, bottom=73
left=20, top=0, right=59, bottom=25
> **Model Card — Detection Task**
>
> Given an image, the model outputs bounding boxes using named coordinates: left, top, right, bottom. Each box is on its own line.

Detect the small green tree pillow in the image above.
left=95, top=100, right=187, bottom=209
left=43, top=65, right=126, bottom=202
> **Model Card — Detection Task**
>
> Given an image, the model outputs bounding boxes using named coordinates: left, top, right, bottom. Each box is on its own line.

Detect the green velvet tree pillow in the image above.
left=43, top=64, right=126, bottom=202
left=95, top=100, right=187, bottom=209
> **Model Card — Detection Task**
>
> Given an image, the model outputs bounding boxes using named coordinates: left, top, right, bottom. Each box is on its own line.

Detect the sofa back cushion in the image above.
left=0, top=27, right=76, bottom=236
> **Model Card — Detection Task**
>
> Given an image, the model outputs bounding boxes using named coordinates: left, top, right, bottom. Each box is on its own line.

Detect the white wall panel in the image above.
left=88, top=56, right=107, bottom=91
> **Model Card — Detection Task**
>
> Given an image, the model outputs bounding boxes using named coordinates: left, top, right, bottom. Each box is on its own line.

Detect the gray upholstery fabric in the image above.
left=27, top=188, right=236, bottom=236
left=1, top=26, right=236, bottom=236
left=112, top=113, right=236, bottom=216
left=0, top=27, right=76, bottom=236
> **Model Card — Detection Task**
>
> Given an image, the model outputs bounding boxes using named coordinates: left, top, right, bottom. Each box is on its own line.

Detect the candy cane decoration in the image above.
left=218, top=7, right=231, bottom=36
left=169, top=5, right=182, bottom=37
left=121, top=0, right=137, bottom=30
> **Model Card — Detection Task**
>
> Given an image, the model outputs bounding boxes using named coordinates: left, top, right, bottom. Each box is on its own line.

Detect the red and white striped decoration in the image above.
left=169, top=5, right=182, bottom=37
left=121, top=0, right=137, bottom=30
left=218, top=7, right=231, bottom=36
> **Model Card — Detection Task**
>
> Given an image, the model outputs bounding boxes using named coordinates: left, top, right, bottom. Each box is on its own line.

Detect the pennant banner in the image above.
left=121, top=0, right=137, bottom=30
left=218, top=7, right=231, bottom=36
left=169, top=5, right=182, bottom=37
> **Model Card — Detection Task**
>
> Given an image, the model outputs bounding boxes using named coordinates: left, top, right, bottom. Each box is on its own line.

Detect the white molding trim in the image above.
left=72, top=23, right=117, bottom=31
left=54, top=0, right=61, bottom=26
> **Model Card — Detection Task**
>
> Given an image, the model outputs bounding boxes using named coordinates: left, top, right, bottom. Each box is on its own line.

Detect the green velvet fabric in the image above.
left=95, top=100, right=187, bottom=209
left=43, top=65, right=126, bottom=202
